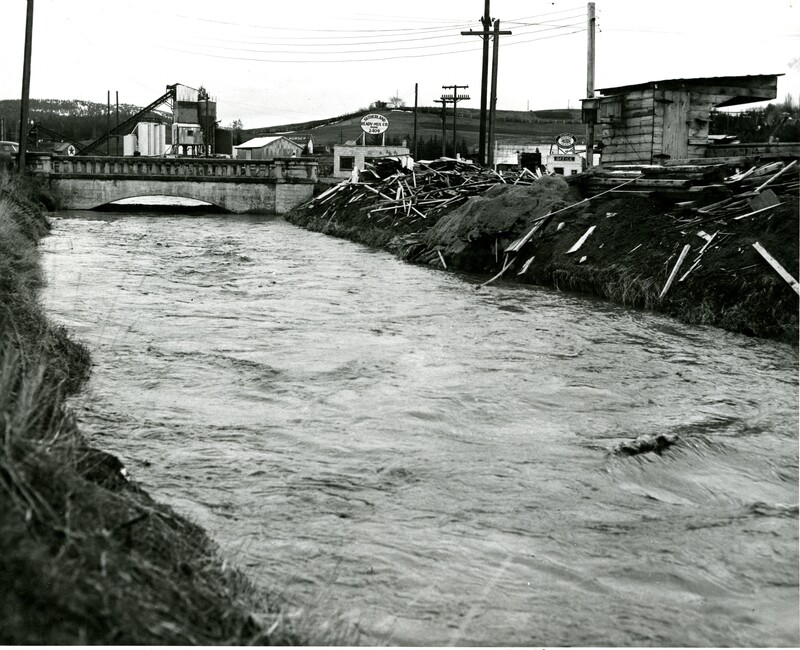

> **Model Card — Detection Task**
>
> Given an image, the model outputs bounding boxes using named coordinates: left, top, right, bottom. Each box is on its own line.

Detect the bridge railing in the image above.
left=29, top=154, right=317, bottom=182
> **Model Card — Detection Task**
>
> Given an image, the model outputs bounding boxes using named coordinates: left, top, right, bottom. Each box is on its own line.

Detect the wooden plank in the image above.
left=616, top=115, right=655, bottom=128
left=590, top=177, right=691, bottom=188
left=604, top=126, right=657, bottom=138
left=732, top=202, right=783, bottom=220
left=754, top=159, right=797, bottom=192
left=752, top=242, right=800, bottom=295
left=661, top=90, right=690, bottom=160
left=478, top=255, right=517, bottom=288
left=620, top=89, right=653, bottom=102
left=517, top=256, right=535, bottom=275
left=621, top=108, right=656, bottom=120
left=566, top=225, right=596, bottom=254
left=659, top=244, right=691, bottom=299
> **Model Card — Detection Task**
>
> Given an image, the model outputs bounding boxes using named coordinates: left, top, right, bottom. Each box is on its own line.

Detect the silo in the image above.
left=123, top=134, right=137, bottom=156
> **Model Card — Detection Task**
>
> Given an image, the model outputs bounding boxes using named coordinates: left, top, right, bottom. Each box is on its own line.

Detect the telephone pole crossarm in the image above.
left=462, top=18, right=511, bottom=167
left=441, top=84, right=470, bottom=158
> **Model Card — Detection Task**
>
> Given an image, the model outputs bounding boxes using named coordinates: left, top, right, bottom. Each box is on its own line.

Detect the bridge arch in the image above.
left=99, top=193, right=228, bottom=212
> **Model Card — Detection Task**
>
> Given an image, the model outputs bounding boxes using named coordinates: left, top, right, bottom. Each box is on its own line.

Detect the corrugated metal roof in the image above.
left=235, top=136, right=299, bottom=149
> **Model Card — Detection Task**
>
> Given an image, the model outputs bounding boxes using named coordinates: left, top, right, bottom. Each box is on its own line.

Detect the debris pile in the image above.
left=299, top=157, right=544, bottom=236
left=661, top=159, right=800, bottom=294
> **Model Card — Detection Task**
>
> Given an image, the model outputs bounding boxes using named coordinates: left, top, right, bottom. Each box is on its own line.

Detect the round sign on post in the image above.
left=360, top=114, right=389, bottom=135
left=556, top=132, right=576, bottom=150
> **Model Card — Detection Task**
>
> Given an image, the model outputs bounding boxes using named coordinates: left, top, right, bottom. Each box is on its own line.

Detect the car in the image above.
left=0, top=141, right=19, bottom=170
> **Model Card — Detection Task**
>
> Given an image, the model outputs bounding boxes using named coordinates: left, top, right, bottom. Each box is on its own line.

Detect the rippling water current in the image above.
left=42, top=212, right=798, bottom=646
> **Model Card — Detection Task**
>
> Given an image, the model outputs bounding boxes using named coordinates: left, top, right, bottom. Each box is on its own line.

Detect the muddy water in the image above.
left=42, top=212, right=798, bottom=646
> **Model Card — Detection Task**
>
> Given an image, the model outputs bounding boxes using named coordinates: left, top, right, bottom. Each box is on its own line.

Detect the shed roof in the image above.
left=596, top=74, right=781, bottom=106
left=235, top=136, right=301, bottom=149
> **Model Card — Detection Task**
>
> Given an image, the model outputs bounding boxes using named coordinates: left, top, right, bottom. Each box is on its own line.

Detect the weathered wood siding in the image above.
left=588, top=75, right=779, bottom=164
left=597, top=89, right=655, bottom=163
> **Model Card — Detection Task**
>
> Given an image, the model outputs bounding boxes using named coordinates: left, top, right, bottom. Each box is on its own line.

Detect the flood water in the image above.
left=42, top=211, right=798, bottom=646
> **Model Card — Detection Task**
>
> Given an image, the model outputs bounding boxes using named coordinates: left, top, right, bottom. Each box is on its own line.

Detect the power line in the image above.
left=154, top=25, right=585, bottom=64
left=169, top=22, right=585, bottom=56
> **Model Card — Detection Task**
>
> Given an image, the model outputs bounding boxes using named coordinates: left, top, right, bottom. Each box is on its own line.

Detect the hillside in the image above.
left=0, top=99, right=168, bottom=145
left=243, top=106, right=586, bottom=155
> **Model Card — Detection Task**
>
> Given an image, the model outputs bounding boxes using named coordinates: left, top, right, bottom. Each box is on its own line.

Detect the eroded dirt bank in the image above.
left=287, top=163, right=799, bottom=343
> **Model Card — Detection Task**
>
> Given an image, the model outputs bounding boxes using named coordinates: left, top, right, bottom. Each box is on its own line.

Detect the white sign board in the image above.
left=360, top=113, right=389, bottom=135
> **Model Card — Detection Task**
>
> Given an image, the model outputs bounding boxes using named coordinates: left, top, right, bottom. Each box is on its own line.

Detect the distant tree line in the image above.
left=398, top=135, right=471, bottom=159
left=710, top=95, right=799, bottom=143
left=0, top=99, right=167, bottom=143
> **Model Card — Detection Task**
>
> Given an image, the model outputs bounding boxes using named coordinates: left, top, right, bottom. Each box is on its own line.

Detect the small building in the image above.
left=493, top=138, right=586, bottom=175
left=332, top=144, right=411, bottom=178
left=582, top=74, right=780, bottom=164
left=36, top=141, right=77, bottom=156
left=171, top=122, right=204, bottom=157
left=234, top=136, right=304, bottom=160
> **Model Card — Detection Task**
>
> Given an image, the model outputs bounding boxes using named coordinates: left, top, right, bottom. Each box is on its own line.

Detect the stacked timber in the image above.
left=586, top=157, right=799, bottom=198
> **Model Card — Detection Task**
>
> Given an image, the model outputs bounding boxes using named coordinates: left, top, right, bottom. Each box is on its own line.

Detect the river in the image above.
left=41, top=210, right=798, bottom=646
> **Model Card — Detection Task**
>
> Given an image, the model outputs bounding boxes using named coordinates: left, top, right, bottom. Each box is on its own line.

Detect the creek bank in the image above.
left=0, top=173, right=313, bottom=645
left=287, top=161, right=798, bottom=343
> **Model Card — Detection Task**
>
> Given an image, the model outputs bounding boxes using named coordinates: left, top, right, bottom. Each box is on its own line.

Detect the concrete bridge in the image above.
left=29, top=154, right=318, bottom=214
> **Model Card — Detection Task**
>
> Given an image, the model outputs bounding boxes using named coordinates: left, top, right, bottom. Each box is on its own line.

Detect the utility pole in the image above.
left=464, top=9, right=510, bottom=167
left=434, top=98, right=447, bottom=157
left=441, top=84, right=470, bottom=158
left=115, top=91, right=120, bottom=156
left=487, top=20, right=511, bottom=168
left=106, top=91, right=111, bottom=156
left=413, top=82, right=419, bottom=159
left=586, top=2, right=596, bottom=167
left=18, top=0, right=35, bottom=171
left=461, top=0, right=491, bottom=165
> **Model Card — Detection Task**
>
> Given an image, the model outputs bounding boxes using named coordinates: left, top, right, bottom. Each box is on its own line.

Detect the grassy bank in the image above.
left=288, top=168, right=798, bottom=343
left=0, top=172, right=311, bottom=645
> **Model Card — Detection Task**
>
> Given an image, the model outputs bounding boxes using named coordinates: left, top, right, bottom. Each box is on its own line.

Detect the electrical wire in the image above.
left=155, top=26, right=585, bottom=64
left=169, top=22, right=585, bottom=56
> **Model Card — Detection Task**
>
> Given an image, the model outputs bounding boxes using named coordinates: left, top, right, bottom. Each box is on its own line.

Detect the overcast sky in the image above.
left=2, top=0, right=798, bottom=129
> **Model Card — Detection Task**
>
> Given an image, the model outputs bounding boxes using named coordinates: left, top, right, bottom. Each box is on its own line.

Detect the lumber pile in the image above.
left=300, top=157, right=544, bottom=231
left=675, top=159, right=797, bottom=222
left=587, top=157, right=799, bottom=198
left=587, top=162, right=729, bottom=194
left=588, top=159, right=799, bottom=295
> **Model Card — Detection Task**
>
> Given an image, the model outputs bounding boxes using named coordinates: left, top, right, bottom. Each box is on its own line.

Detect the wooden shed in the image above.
left=582, top=74, right=780, bottom=164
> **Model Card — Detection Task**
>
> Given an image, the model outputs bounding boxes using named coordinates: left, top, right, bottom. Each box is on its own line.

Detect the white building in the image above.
left=493, top=138, right=588, bottom=175
left=332, top=144, right=411, bottom=178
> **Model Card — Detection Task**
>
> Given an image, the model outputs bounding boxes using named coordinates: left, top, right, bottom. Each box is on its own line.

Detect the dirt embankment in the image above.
left=288, top=166, right=798, bottom=343
left=0, top=174, right=314, bottom=645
